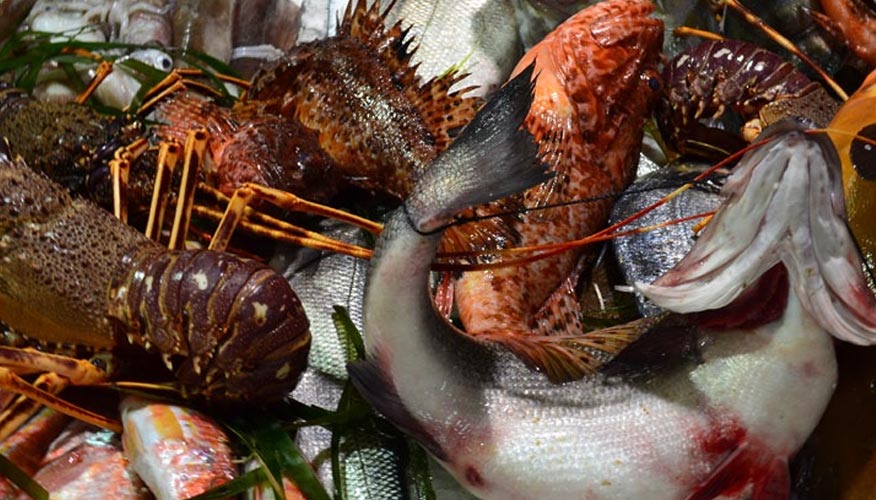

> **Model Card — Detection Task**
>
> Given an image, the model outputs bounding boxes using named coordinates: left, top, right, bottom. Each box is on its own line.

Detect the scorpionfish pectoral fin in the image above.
left=687, top=442, right=790, bottom=500
left=473, top=312, right=673, bottom=383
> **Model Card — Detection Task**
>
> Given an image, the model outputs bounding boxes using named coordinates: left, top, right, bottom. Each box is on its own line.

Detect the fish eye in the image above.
left=647, top=75, right=661, bottom=91
left=161, top=57, right=172, bottom=70
left=850, top=124, right=876, bottom=180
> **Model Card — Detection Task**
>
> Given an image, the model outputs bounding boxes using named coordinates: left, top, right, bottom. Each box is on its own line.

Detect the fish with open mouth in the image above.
left=347, top=67, right=845, bottom=499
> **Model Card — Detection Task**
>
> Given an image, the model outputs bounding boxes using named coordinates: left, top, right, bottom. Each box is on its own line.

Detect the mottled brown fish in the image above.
left=156, top=0, right=481, bottom=212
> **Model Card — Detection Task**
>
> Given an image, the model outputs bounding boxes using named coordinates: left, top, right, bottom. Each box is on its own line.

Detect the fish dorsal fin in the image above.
left=521, top=103, right=576, bottom=212
left=410, top=73, right=482, bottom=152
left=337, top=0, right=419, bottom=91
left=339, top=0, right=481, bottom=151
left=339, top=0, right=408, bottom=70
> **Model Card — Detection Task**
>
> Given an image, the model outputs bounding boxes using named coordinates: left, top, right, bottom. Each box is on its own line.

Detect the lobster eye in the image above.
left=647, top=75, right=661, bottom=91
left=850, top=123, right=876, bottom=180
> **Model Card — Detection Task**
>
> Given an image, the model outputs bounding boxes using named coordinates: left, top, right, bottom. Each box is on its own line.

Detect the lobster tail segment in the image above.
left=405, top=63, right=550, bottom=233
left=109, top=248, right=311, bottom=403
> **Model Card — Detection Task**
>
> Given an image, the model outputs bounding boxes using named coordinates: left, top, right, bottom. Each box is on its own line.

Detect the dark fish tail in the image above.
left=404, top=64, right=550, bottom=233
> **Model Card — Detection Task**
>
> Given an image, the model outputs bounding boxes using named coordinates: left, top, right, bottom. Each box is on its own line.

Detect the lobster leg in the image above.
left=77, top=60, right=115, bottom=105
left=0, top=369, right=120, bottom=433
left=144, top=141, right=181, bottom=241
left=0, top=374, right=68, bottom=442
left=109, top=138, right=149, bottom=224
left=167, top=129, right=208, bottom=250
left=0, top=347, right=119, bottom=432
left=0, top=348, right=107, bottom=385
left=207, top=182, right=381, bottom=255
left=135, top=68, right=250, bottom=115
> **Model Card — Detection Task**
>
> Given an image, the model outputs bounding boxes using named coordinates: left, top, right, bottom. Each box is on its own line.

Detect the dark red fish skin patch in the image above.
left=688, top=419, right=790, bottom=500
left=465, top=465, right=486, bottom=489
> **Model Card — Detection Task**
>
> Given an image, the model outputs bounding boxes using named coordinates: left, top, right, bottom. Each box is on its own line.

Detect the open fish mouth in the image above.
left=639, top=119, right=876, bottom=345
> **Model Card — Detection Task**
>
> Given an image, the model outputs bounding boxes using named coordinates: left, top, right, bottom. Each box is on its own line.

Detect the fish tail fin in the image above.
left=406, top=63, right=550, bottom=233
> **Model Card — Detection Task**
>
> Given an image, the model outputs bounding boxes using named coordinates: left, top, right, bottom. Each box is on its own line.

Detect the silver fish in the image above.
left=638, top=120, right=876, bottom=344
left=276, top=222, right=437, bottom=498
left=349, top=68, right=837, bottom=499
left=277, top=221, right=369, bottom=381
left=610, top=159, right=725, bottom=316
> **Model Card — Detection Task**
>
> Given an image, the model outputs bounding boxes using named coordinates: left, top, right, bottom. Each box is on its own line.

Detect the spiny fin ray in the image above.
left=476, top=315, right=662, bottom=383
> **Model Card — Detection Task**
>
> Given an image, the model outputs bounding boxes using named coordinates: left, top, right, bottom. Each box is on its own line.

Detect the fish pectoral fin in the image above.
left=686, top=441, right=789, bottom=500
left=476, top=316, right=660, bottom=383
left=439, top=203, right=521, bottom=256
left=347, top=357, right=448, bottom=461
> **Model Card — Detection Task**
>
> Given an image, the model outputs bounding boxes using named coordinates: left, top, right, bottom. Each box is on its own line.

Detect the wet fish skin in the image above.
left=350, top=67, right=837, bottom=499
left=32, top=422, right=151, bottom=500
left=611, top=160, right=725, bottom=316
left=277, top=221, right=369, bottom=381
left=639, top=121, right=876, bottom=344
left=120, top=397, right=237, bottom=500
left=453, top=0, right=663, bottom=379
left=275, top=222, right=422, bottom=498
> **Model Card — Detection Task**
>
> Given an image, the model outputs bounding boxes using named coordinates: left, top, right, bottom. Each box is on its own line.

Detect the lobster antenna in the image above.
left=721, top=0, right=848, bottom=100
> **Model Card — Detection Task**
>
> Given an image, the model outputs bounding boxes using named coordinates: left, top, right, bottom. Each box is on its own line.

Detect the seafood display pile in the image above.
left=1, top=0, right=876, bottom=499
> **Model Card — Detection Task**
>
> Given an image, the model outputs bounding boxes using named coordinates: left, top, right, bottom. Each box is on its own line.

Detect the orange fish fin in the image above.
left=532, top=274, right=585, bottom=337
left=476, top=316, right=659, bottom=383
left=409, top=73, right=482, bottom=151
left=433, top=271, right=455, bottom=319
left=521, top=109, right=576, bottom=212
